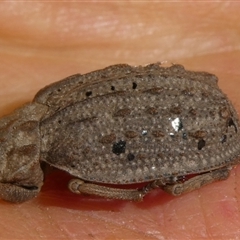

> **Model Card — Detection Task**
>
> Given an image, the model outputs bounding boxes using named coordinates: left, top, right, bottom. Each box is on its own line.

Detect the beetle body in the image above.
left=0, top=63, right=240, bottom=202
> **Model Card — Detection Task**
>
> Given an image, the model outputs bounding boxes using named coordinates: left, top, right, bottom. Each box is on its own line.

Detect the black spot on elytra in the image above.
left=228, top=118, right=238, bottom=133
left=112, top=140, right=126, bottom=155
left=182, top=132, right=187, bottom=140
left=221, top=134, right=227, bottom=144
left=198, top=139, right=206, bottom=150
left=86, top=91, right=92, bottom=97
left=111, top=86, right=115, bottom=91
left=132, top=82, right=137, bottom=89
left=127, top=153, right=135, bottom=161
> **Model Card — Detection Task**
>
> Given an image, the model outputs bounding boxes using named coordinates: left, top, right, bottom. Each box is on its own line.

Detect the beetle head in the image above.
left=0, top=103, right=47, bottom=194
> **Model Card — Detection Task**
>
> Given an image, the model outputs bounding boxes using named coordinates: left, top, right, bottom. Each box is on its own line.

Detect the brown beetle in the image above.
left=0, top=63, right=240, bottom=203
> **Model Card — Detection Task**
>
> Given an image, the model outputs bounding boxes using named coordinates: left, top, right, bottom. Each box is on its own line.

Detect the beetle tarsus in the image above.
left=162, top=167, right=230, bottom=196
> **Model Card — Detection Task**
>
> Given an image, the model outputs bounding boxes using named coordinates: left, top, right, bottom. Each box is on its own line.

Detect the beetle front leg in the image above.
left=161, top=167, right=230, bottom=196
left=68, top=179, right=148, bottom=201
left=0, top=182, right=41, bottom=203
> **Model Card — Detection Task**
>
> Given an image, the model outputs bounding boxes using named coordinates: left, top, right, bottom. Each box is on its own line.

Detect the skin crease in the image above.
left=0, top=2, right=240, bottom=240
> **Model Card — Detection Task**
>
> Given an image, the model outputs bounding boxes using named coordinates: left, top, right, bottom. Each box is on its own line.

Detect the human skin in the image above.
left=0, top=2, right=240, bottom=239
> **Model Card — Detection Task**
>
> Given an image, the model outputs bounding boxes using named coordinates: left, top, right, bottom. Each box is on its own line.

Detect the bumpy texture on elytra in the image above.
left=0, top=63, right=240, bottom=202
left=37, top=64, right=240, bottom=183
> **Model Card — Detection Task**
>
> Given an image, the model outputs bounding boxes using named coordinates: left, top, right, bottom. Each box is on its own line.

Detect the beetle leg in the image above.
left=0, top=183, right=41, bottom=203
left=68, top=179, right=146, bottom=201
left=162, top=167, right=230, bottom=196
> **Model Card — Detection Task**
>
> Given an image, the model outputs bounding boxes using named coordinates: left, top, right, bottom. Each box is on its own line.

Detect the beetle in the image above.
left=0, top=63, right=240, bottom=203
